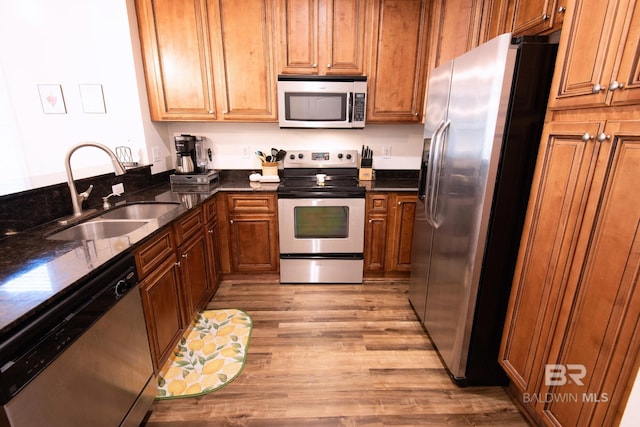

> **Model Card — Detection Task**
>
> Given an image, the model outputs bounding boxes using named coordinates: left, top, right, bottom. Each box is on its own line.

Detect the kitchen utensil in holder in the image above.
left=359, top=158, right=373, bottom=181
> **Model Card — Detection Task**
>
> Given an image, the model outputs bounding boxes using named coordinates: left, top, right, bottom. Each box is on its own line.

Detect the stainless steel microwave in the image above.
left=277, top=75, right=367, bottom=129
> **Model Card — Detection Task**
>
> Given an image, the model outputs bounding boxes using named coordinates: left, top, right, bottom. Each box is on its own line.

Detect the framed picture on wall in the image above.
left=79, top=84, right=106, bottom=113
left=37, top=84, right=67, bottom=114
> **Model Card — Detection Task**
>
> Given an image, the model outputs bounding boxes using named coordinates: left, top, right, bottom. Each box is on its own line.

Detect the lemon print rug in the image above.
left=157, top=308, right=252, bottom=399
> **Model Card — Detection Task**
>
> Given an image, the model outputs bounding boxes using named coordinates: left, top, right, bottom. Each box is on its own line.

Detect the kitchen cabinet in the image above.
left=217, top=193, right=279, bottom=275
left=366, top=0, right=429, bottom=123
left=548, top=0, right=640, bottom=110
left=135, top=0, right=277, bottom=121
left=203, top=196, right=222, bottom=293
left=136, top=203, right=220, bottom=371
left=276, top=0, right=370, bottom=75
left=429, top=0, right=484, bottom=68
left=364, top=192, right=416, bottom=278
left=508, top=0, right=566, bottom=36
left=136, top=229, right=185, bottom=371
left=500, top=120, right=640, bottom=426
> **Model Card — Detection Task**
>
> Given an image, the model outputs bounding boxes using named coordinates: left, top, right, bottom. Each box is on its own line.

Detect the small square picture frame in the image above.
left=79, top=84, right=106, bottom=114
left=38, top=84, right=67, bottom=114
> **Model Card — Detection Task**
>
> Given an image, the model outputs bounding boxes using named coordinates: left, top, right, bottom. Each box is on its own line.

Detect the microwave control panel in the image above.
left=353, top=93, right=366, bottom=122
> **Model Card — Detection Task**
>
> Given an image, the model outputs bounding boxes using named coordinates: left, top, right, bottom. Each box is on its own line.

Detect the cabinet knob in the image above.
left=596, top=133, right=611, bottom=142
left=369, top=219, right=372, bottom=223
left=175, top=261, right=181, bottom=267
left=182, top=253, right=189, bottom=259
left=327, top=64, right=332, bottom=68
left=542, top=14, right=550, bottom=21
left=557, top=6, right=566, bottom=13
left=592, top=83, right=605, bottom=93
left=208, top=110, right=213, bottom=114
left=208, top=229, right=214, bottom=234
left=312, top=63, right=317, bottom=68
left=230, top=220, right=234, bottom=224
left=582, top=133, right=594, bottom=142
left=608, top=80, right=624, bottom=91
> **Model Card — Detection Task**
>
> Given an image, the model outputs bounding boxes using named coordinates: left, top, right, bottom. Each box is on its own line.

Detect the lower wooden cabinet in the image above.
left=138, top=252, right=184, bottom=371
left=217, top=192, right=279, bottom=275
left=135, top=202, right=221, bottom=371
left=500, top=120, right=640, bottom=426
left=364, top=192, right=417, bottom=279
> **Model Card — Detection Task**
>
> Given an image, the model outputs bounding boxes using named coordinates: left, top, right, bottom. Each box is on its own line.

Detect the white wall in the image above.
left=0, top=0, right=171, bottom=196
left=0, top=0, right=423, bottom=197
left=167, top=122, right=423, bottom=171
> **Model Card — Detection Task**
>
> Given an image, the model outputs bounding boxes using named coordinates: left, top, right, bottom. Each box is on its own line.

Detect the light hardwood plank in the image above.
left=142, top=281, right=529, bottom=426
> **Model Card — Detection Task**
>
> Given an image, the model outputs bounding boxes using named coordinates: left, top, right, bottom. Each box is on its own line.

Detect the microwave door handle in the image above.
left=425, top=120, right=445, bottom=225
left=348, top=92, right=353, bottom=123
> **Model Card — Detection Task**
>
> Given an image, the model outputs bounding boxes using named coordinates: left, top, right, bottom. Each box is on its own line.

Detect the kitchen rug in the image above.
left=156, top=308, right=252, bottom=399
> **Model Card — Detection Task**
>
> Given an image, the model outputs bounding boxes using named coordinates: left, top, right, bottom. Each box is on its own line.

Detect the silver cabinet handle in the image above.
left=609, top=81, right=624, bottom=91
left=182, top=253, right=189, bottom=259
left=369, top=219, right=372, bottom=223
left=327, top=64, right=332, bottom=68
left=558, top=6, right=566, bottom=13
left=582, top=133, right=594, bottom=142
left=175, top=261, right=181, bottom=267
left=592, top=83, right=605, bottom=93
left=312, top=63, right=317, bottom=67
left=230, top=220, right=234, bottom=224
left=543, top=14, right=550, bottom=20
left=596, top=133, right=610, bottom=142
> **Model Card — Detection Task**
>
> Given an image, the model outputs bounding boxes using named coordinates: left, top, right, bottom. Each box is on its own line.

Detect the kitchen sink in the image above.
left=98, top=202, right=181, bottom=220
left=47, top=219, right=150, bottom=241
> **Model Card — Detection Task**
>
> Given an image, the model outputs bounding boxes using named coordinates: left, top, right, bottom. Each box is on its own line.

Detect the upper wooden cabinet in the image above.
left=135, top=0, right=277, bottom=121
left=549, top=0, right=640, bottom=110
left=508, top=0, right=566, bottom=36
left=430, top=0, right=484, bottom=68
left=367, top=0, right=429, bottom=123
left=276, top=0, right=370, bottom=75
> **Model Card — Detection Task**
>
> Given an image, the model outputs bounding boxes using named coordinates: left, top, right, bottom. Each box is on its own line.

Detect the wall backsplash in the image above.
left=0, top=166, right=168, bottom=238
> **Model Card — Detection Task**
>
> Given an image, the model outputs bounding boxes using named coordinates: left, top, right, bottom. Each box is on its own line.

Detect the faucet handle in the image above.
left=79, top=184, right=94, bottom=200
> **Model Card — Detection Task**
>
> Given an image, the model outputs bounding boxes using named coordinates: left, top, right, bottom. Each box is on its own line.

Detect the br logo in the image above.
left=545, top=364, right=587, bottom=386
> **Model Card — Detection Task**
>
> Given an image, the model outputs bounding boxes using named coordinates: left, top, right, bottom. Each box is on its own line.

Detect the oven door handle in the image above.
left=424, top=120, right=445, bottom=226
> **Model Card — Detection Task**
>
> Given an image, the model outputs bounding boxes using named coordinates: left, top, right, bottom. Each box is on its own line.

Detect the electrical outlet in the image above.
left=152, top=147, right=161, bottom=163
left=383, top=145, right=392, bottom=159
left=241, top=145, right=250, bottom=159
left=112, top=183, right=125, bottom=195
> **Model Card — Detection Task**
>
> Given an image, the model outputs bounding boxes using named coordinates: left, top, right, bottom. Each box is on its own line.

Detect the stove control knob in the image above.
left=298, top=153, right=304, bottom=159
left=289, top=154, right=295, bottom=160
left=346, top=154, right=352, bottom=160
left=337, top=153, right=343, bottom=159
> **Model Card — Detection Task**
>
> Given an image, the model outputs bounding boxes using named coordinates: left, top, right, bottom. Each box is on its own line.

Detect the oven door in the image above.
left=278, top=198, right=365, bottom=254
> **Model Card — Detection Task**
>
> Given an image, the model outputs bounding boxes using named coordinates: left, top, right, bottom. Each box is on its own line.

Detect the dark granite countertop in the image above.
left=0, top=169, right=417, bottom=338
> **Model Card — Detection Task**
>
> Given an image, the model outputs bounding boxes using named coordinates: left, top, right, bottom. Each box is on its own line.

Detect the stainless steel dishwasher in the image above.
left=0, top=254, right=156, bottom=427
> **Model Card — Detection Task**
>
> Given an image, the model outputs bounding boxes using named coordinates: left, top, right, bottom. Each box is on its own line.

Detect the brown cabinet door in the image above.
left=608, top=0, right=640, bottom=107
left=509, top=0, right=565, bottom=36
left=206, top=220, right=222, bottom=294
left=208, top=0, right=278, bottom=120
left=178, top=233, right=211, bottom=320
left=538, top=121, right=640, bottom=426
left=548, top=0, right=634, bottom=110
left=499, top=121, right=604, bottom=395
left=364, top=194, right=388, bottom=274
left=135, top=0, right=216, bottom=120
left=386, top=194, right=416, bottom=273
left=228, top=214, right=279, bottom=272
left=277, top=0, right=368, bottom=75
left=430, top=0, right=484, bottom=68
left=139, top=253, right=185, bottom=371
left=367, top=0, right=428, bottom=123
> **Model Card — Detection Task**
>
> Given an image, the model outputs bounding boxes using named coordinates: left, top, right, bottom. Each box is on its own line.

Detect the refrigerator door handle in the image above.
left=425, top=120, right=445, bottom=224
left=429, top=120, right=451, bottom=228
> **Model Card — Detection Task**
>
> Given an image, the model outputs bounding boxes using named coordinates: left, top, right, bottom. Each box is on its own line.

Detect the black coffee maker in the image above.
left=174, top=135, right=196, bottom=174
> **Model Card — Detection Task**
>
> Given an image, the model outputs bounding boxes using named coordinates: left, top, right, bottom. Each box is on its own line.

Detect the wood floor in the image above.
left=142, top=280, right=530, bottom=426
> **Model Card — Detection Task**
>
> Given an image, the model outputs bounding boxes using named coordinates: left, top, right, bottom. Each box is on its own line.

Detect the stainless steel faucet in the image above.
left=65, top=142, right=126, bottom=217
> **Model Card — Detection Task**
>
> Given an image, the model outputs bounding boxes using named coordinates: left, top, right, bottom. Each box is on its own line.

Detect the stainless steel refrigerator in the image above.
left=408, top=33, right=557, bottom=386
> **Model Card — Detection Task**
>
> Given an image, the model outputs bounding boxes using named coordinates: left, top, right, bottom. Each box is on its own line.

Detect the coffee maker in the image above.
left=174, top=134, right=197, bottom=174
left=170, top=134, right=219, bottom=186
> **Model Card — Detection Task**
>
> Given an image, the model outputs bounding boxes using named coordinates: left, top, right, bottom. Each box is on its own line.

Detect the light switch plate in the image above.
left=383, top=146, right=392, bottom=158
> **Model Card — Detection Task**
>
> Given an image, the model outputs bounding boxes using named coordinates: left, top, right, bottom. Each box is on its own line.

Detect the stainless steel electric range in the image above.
left=277, top=150, right=365, bottom=284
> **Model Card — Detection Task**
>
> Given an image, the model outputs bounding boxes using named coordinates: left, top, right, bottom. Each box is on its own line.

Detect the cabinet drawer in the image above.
left=226, top=194, right=276, bottom=213
left=174, top=207, right=204, bottom=244
left=367, top=194, right=389, bottom=213
left=135, top=228, right=176, bottom=279
left=203, top=196, right=217, bottom=223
